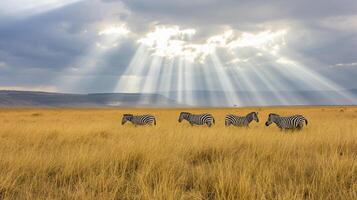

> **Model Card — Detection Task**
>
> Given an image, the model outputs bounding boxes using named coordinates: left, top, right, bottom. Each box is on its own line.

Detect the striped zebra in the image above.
left=121, top=114, right=156, bottom=126
left=225, top=112, right=259, bottom=127
left=265, top=113, right=308, bottom=130
left=178, top=112, right=215, bottom=127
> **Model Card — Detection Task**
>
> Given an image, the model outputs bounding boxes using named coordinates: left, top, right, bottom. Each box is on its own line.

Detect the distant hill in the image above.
left=0, top=90, right=356, bottom=107
left=0, top=90, right=179, bottom=107
left=166, top=90, right=357, bottom=107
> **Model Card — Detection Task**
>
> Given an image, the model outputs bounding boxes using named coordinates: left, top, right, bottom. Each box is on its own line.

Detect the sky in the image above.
left=0, top=0, right=356, bottom=106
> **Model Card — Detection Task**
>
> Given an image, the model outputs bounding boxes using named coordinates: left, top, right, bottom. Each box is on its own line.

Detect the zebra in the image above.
left=178, top=112, right=215, bottom=127
left=121, top=114, right=156, bottom=126
left=265, top=113, right=308, bottom=130
left=225, top=112, right=259, bottom=127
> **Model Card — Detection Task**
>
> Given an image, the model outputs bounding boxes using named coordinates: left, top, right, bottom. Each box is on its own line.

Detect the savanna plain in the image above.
left=0, top=106, right=356, bottom=200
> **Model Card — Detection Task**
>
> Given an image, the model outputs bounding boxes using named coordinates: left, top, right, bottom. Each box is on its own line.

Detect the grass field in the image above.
left=0, top=106, right=356, bottom=200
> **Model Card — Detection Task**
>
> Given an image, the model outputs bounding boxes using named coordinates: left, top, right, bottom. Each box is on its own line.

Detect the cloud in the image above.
left=331, top=62, right=357, bottom=68
left=98, top=24, right=130, bottom=36
left=121, top=0, right=357, bottom=26
left=0, top=0, right=134, bottom=92
left=319, top=15, right=357, bottom=32
left=136, top=26, right=286, bottom=63
left=0, top=0, right=82, bottom=17
left=0, top=0, right=356, bottom=95
left=0, top=0, right=130, bottom=69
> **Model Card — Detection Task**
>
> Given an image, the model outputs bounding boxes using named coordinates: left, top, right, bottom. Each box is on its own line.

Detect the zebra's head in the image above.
left=248, top=112, right=259, bottom=122
left=265, top=113, right=279, bottom=126
left=122, top=114, right=133, bottom=125
left=178, top=112, right=190, bottom=122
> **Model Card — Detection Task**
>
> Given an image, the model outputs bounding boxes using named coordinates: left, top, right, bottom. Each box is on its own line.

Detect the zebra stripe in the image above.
left=122, top=114, right=156, bottom=126
left=265, top=113, right=308, bottom=130
left=225, top=112, right=259, bottom=127
left=178, top=112, right=215, bottom=127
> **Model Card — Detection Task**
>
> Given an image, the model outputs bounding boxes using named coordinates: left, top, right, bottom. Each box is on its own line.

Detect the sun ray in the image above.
left=200, top=63, right=222, bottom=106
left=111, top=25, right=355, bottom=106
left=176, top=58, right=185, bottom=104
left=114, top=45, right=150, bottom=93
left=55, top=24, right=130, bottom=93
left=1, top=0, right=83, bottom=17
left=56, top=43, right=106, bottom=93
left=253, top=53, right=336, bottom=105
left=183, top=58, right=196, bottom=105
left=245, top=61, right=291, bottom=105
left=226, top=67, right=268, bottom=106
left=140, top=56, right=164, bottom=94
left=274, top=56, right=357, bottom=104
left=191, top=64, right=211, bottom=106
left=209, top=52, right=242, bottom=106
left=158, top=58, right=175, bottom=98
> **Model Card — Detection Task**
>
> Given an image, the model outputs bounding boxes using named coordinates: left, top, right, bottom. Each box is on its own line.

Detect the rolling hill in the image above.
left=0, top=90, right=179, bottom=107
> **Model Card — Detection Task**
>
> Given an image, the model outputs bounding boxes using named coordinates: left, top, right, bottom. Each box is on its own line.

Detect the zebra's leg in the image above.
left=296, top=124, right=302, bottom=131
left=189, top=122, right=194, bottom=126
left=244, top=121, right=249, bottom=128
left=295, top=123, right=302, bottom=131
left=207, top=122, right=212, bottom=127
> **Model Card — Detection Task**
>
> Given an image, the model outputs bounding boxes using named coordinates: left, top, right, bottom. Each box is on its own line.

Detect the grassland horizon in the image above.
left=0, top=106, right=356, bottom=200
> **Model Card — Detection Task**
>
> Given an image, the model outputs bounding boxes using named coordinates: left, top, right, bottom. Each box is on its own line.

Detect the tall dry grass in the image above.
left=0, top=106, right=356, bottom=199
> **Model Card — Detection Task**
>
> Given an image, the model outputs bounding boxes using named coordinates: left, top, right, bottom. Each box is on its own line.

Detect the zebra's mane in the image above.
left=246, top=112, right=257, bottom=117
left=180, top=112, right=191, bottom=115
left=269, top=113, right=280, bottom=117
left=123, top=114, right=134, bottom=119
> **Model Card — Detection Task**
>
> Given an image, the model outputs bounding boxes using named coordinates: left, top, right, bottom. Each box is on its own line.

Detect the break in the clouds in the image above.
left=0, top=0, right=356, bottom=105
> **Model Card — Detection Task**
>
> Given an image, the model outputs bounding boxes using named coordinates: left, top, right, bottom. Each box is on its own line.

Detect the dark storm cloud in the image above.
left=120, top=0, right=357, bottom=25
left=0, top=0, right=133, bottom=90
left=0, top=0, right=130, bottom=70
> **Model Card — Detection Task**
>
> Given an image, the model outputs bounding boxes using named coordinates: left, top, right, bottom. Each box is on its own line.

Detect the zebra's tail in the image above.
left=212, top=117, right=215, bottom=124
left=154, top=118, right=157, bottom=125
left=305, top=118, right=308, bottom=126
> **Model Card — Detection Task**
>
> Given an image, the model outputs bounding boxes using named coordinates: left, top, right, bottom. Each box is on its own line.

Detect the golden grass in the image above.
left=0, top=106, right=356, bottom=200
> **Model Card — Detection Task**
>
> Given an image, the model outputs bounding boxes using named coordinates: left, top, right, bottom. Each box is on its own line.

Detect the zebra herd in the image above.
left=122, top=112, right=308, bottom=130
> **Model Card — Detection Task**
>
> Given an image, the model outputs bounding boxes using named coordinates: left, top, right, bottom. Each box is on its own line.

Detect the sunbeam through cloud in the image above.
left=1, top=0, right=357, bottom=107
